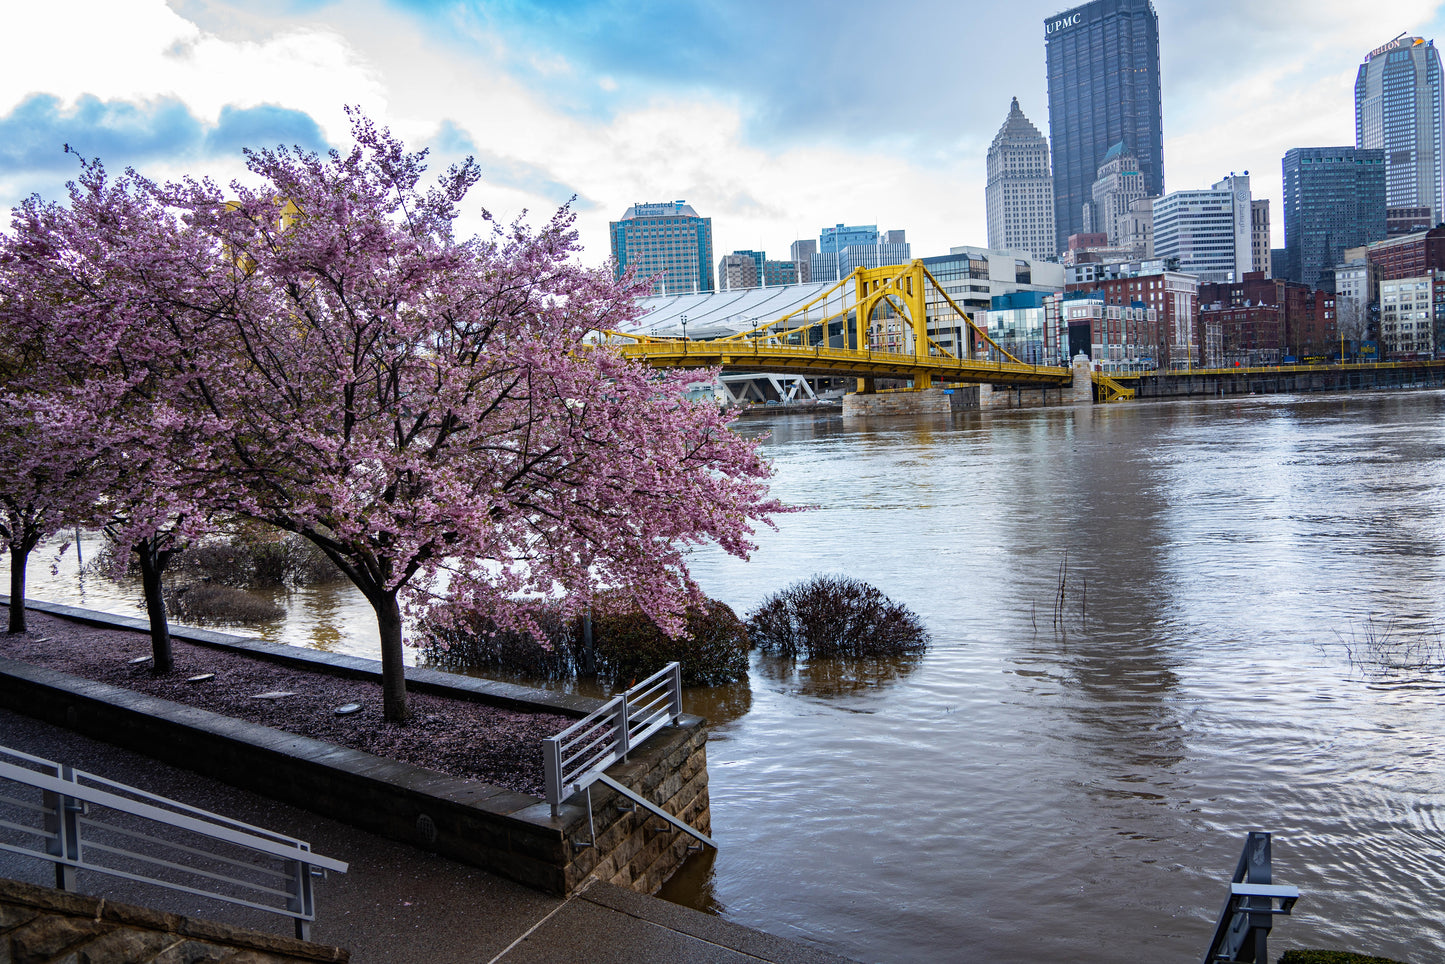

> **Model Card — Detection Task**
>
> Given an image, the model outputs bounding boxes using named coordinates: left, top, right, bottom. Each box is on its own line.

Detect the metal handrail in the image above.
left=0, top=744, right=347, bottom=940
left=543, top=662, right=683, bottom=816
left=1202, top=831, right=1299, bottom=963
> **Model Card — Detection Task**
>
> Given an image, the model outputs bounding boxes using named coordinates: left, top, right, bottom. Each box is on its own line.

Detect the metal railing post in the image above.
left=668, top=663, right=683, bottom=723
left=617, top=693, right=632, bottom=763
left=43, top=764, right=79, bottom=891
left=543, top=736, right=563, bottom=817
left=1203, top=831, right=1298, bottom=963
left=286, top=857, right=315, bottom=941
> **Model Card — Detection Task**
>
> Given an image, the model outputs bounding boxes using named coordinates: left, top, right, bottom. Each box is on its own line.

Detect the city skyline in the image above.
left=4, top=1, right=1445, bottom=265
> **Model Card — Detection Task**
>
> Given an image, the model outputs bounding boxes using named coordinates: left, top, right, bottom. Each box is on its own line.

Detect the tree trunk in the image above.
left=373, top=589, right=410, bottom=723
left=135, top=540, right=174, bottom=673
left=7, top=543, right=28, bottom=634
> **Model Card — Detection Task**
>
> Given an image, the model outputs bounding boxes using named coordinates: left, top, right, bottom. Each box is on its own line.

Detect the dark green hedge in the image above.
left=590, top=596, right=749, bottom=687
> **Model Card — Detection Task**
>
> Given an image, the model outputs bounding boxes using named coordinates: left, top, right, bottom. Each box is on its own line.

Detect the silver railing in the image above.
left=0, top=744, right=348, bottom=940
left=1202, top=831, right=1299, bottom=963
left=543, top=661, right=683, bottom=816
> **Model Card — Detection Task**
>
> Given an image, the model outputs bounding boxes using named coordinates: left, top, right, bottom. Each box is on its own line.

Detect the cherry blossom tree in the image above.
left=0, top=386, right=100, bottom=634
left=0, top=193, right=119, bottom=636
left=0, top=161, right=215, bottom=666
left=142, top=113, right=790, bottom=721
left=3, top=114, right=790, bottom=719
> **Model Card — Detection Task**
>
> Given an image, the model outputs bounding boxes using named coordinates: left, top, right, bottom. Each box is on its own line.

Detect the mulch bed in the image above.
left=0, top=612, right=573, bottom=797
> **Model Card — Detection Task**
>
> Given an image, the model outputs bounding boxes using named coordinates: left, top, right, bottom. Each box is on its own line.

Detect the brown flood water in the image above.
left=10, top=389, right=1445, bottom=963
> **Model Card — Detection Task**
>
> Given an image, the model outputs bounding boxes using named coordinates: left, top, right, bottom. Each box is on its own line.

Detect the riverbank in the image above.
left=8, top=389, right=1445, bottom=961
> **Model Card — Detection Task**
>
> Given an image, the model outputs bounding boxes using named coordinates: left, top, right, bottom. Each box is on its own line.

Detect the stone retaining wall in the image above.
left=842, top=388, right=953, bottom=417
left=977, top=384, right=1075, bottom=409
left=0, top=608, right=710, bottom=899
left=564, top=722, right=711, bottom=894
left=0, top=876, right=348, bottom=963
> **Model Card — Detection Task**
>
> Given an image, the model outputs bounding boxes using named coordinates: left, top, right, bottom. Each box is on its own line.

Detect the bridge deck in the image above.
left=613, top=340, right=1074, bottom=388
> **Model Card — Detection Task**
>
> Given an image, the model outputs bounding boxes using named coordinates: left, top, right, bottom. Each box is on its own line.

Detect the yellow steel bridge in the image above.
left=600, top=261, right=1075, bottom=393
left=601, top=261, right=1445, bottom=404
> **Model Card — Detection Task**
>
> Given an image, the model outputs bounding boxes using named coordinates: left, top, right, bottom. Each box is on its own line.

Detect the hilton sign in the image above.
left=1045, top=12, right=1082, bottom=35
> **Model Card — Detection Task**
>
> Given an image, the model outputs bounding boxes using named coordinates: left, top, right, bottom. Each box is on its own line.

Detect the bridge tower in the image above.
left=852, top=262, right=933, bottom=393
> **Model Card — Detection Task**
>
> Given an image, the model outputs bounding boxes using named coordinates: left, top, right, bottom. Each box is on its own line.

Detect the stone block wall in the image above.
left=842, top=388, right=954, bottom=417
left=0, top=877, right=348, bottom=963
left=561, top=721, right=710, bottom=894
left=978, top=383, right=1076, bottom=409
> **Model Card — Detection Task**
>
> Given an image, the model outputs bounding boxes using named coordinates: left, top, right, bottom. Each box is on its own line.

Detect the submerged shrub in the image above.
left=418, top=595, right=750, bottom=687
left=89, top=525, right=341, bottom=588
left=746, top=574, right=930, bottom=659
left=591, top=595, right=750, bottom=687
left=175, top=529, right=340, bottom=588
left=419, top=604, right=576, bottom=680
left=165, top=584, right=284, bottom=625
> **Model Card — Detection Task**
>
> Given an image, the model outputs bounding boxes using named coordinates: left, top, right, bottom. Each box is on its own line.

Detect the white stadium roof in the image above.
left=614, top=282, right=843, bottom=340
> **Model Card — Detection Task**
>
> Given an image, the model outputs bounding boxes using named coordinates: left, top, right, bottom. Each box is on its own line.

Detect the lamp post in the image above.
left=680, top=314, right=688, bottom=355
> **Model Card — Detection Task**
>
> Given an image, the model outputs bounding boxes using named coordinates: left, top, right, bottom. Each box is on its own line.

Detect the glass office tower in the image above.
left=609, top=201, right=714, bottom=294
left=1045, top=0, right=1164, bottom=254
left=1281, top=147, right=1386, bottom=291
left=1355, top=35, right=1445, bottom=223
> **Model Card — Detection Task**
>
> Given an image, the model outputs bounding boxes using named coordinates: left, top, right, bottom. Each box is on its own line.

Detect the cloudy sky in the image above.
left=3, top=0, right=1444, bottom=265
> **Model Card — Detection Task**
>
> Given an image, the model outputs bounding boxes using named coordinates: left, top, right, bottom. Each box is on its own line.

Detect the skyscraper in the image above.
left=985, top=97, right=1057, bottom=260
left=1251, top=200, right=1272, bottom=276
left=1281, top=147, right=1386, bottom=291
left=1086, top=142, right=1147, bottom=244
left=609, top=200, right=714, bottom=293
left=717, top=253, right=757, bottom=291
left=790, top=239, right=817, bottom=283
left=1044, top=0, right=1164, bottom=254
left=1355, top=35, right=1445, bottom=223
left=1152, top=173, right=1252, bottom=284
left=810, top=227, right=909, bottom=281
left=820, top=224, right=879, bottom=253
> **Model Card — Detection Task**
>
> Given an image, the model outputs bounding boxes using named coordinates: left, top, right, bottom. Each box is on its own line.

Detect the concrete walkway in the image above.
left=0, top=708, right=855, bottom=964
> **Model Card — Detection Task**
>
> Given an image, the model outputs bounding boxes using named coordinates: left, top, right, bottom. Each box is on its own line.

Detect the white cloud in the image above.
left=9, top=0, right=1445, bottom=264
left=0, top=1, right=382, bottom=145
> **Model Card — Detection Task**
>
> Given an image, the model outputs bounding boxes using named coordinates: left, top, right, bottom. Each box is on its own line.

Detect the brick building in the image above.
left=1057, top=293, right=1156, bottom=370
left=1365, top=225, right=1445, bottom=280
left=1387, top=205, right=1433, bottom=236
left=1198, top=272, right=1337, bottom=365
left=1065, top=265, right=1199, bottom=367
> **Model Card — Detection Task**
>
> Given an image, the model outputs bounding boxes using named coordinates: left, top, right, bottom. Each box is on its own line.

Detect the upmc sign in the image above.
left=1045, top=12, right=1083, bottom=35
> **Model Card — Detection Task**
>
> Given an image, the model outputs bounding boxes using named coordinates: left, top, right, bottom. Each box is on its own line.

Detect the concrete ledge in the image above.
left=0, top=602, right=713, bottom=898
left=0, top=876, right=349, bottom=963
